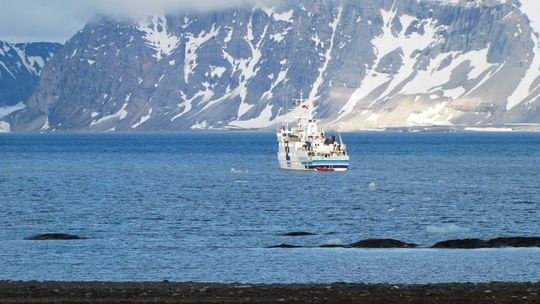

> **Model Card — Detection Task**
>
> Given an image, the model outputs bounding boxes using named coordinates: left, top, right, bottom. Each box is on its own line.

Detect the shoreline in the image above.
left=1, top=124, right=540, bottom=134
left=1, top=281, right=538, bottom=303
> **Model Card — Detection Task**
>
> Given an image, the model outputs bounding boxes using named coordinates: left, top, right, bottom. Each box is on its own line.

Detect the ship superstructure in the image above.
left=276, top=95, right=349, bottom=171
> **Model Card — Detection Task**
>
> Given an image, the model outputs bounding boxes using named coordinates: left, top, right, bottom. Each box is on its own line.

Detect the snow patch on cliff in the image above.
left=309, top=5, right=342, bottom=101
left=90, top=102, right=129, bottom=126
left=406, top=102, right=448, bottom=125
left=520, top=0, right=540, bottom=34
left=0, top=102, right=25, bottom=119
left=401, top=48, right=496, bottom=97
left=338, top=9, right=442, bottom=120
left=230, top=103, right=277, bottom=128
left=0, top=121, right=10, bottom=132
left=0, top=61, right=15, bottom=78
left=132, top=108, right=153, bottom=128
left=184, top=25, right=221, bottom=83
left=261, top=7, right=294, bottom=23
left=137, top=16, right=180, bottom=61
left=507, top=33, right=540, bottom=110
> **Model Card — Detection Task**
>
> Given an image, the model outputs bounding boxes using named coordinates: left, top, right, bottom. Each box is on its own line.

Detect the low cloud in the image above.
left=0, top=0, right=279, bottom=43
left=90, top=0, right=278, bottom=18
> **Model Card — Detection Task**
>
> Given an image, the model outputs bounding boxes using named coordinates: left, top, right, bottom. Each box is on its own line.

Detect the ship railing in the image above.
left=309, top=151, right=347, bottom=157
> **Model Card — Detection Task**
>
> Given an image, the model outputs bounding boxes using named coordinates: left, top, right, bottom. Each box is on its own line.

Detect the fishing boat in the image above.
left=276, top=95, right=349, bottom=171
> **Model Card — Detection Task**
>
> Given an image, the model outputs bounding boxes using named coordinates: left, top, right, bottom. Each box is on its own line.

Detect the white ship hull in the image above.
left=277, top=145, right=349, bottom=172
left=276, top=95, right=350, bottom=172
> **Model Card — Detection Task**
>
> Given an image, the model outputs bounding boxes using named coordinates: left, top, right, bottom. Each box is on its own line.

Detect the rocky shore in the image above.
left=0, top=281, right=538, bottom=304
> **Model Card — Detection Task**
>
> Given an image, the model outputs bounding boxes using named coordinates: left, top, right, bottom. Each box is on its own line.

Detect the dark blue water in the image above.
left=1, top=132, right=539, bottom=283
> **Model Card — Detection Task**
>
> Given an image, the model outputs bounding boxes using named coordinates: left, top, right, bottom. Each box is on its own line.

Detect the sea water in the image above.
left=0, top=132, right=539, bottom=283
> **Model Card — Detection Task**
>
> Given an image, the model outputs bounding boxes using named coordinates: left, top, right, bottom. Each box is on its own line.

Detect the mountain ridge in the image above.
left=3, top=0, right=540, bottom=132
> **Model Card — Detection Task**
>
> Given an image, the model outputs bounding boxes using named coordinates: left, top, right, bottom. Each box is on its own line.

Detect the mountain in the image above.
left=0, top=41, right=61, bottom=131
left=5, top=0, right=540, bottom=132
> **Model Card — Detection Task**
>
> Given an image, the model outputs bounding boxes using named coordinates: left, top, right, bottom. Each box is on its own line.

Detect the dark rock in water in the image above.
left=319, top=244, right=346, bottom=248
left=280, top=232, right=317, bottom=236
left=350, top=239, right=418, bottom=248
left=431, top=239, right=488, bottom=249
left=487, top=237, right=540, bottom=248
left=267, top=244, right=303, bottom=249
left=25, top=233, right=85, bottom=240
left=432, top=237, right=540, bottom=249
left=268, top=237, right=540, bottom=250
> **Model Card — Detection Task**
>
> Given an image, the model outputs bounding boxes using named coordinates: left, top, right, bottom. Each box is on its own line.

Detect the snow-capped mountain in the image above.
left=5, top=0, right=540, bottom=131
left=0, top=40, right=60, bottom=131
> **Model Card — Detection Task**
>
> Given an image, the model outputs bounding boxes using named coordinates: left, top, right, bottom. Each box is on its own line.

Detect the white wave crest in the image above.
left=426, top=224, right=471, bottom=234
left=322, top=238, right=343, bottom=246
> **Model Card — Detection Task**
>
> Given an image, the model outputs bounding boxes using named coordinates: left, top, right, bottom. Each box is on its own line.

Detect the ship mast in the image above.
left=290, top=90, right=319, bottom=141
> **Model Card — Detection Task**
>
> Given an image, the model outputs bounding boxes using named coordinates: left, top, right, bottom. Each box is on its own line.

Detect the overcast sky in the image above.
left=0, top=0, right=538, bottom=43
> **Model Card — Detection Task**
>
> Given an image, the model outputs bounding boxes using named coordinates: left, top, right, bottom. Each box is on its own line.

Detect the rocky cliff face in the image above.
left=0, top=41, right=60, bottom=131
left=0, top=41, right=60, bottom=107
left=5, top=0, right=540, bottom=131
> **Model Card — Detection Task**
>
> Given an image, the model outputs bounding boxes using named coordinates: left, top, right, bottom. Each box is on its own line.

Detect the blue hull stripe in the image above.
left=302, top=162, right=350, bottom=165
left=306, top=165, right=349, bottom=169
